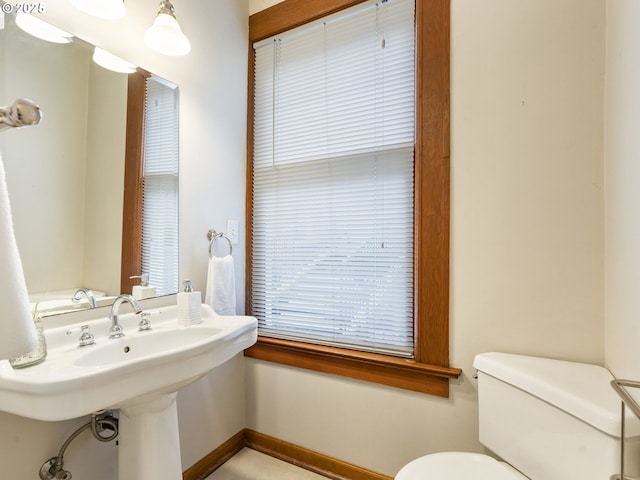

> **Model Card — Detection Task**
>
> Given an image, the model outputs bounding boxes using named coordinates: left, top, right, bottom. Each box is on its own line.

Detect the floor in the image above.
left=205, top=448, right=329, bottom=480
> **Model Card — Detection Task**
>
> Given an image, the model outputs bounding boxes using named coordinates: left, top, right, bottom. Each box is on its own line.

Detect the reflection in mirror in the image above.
left=122, top=73, right=179, bottom=299
left=0, top=10, right=179, bottom=315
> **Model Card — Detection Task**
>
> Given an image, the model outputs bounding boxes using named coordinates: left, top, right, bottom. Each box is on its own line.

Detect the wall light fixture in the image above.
left=15, top=14, right=73, bottom=43
left=144, top=0, right=190, bottom=56
left=92, top=47, right=136, bottom=73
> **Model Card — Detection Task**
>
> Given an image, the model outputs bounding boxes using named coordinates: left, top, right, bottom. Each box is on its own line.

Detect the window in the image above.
left=140, top=76, right=179, bottom=296
left=252, top=0, right=415, bottom=357
left=246, top=0, right=460, bottom=396
left=122, top=72, right=179, bottom=297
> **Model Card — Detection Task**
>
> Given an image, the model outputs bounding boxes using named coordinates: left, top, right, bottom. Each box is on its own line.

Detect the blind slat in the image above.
left=252, top=0, right=415, bottom=357
left=142, top=76, right=179, bottom=296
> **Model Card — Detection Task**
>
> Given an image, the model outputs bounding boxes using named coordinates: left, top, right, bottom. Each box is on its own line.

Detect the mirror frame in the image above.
left=121, top=70, right=149, bottom=295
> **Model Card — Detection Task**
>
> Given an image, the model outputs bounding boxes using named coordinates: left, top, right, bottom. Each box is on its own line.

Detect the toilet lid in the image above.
left=395, top=452, right=528, bottom=480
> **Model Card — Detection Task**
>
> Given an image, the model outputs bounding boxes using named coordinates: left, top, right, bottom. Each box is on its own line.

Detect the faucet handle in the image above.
left=74, top=325, right=96, bottom=347
left=138, top=310, right=162, bottom=331
left=109, top=323, right=125, bottom=339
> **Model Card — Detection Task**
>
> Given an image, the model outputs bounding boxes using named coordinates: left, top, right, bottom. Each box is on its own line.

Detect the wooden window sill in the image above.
left=244, top=337, right=461, bottom=398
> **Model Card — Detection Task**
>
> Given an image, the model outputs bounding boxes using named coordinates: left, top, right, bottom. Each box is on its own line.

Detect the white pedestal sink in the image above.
left=0, top=303, right=257, bottom=480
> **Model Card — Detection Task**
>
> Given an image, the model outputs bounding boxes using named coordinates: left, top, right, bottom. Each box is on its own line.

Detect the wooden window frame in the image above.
left=244, top=0, right=460, bottom=397
left=121, top=69, right=150, bottom=295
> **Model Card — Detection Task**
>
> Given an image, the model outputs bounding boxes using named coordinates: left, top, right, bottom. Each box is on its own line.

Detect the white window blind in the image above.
left=252, top=0, right=416, bottom=357
left=142, top=76, right=179, bottom=296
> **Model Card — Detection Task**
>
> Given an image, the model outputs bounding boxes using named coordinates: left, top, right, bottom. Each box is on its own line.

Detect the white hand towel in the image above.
left=205, top=255, right=236, bottom=316
left=0, top=156, right=37, bottom=359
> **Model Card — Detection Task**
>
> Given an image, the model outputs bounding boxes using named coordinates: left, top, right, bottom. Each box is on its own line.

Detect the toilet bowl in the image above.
left=394, top=352, right=640, bottom=480
left=395, top=452, right=526, bottom=479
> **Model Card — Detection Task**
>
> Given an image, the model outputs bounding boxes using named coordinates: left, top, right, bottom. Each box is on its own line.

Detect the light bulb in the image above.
left=144, top=1, right=190, bottom=56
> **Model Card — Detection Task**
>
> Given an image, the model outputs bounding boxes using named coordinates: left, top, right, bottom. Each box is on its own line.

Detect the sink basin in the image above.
left=74, top=326, right=223, bottom=367
left=0, top=303, right=257, bottom=421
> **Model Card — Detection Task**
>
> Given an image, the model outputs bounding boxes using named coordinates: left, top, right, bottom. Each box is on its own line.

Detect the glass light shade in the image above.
left=92, top=47, right=136, bottom=73
left=15, top=14, right=73, bottom=44
left=69, top=0, right=125, bottom=20
left=144, top=13, right=190, bottom=56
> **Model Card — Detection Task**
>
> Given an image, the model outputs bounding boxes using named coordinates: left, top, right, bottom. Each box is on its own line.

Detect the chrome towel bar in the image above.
left=610, top=378, right=640, bottom=480
left=207, top=229, right=232, bottom=257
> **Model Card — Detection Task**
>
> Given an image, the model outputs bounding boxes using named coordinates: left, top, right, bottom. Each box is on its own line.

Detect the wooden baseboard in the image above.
left=183, top=429, right=393, bottom=480
left=244, top=429, right=393, bottom=480
left=183, top=430, right=245, bottom=480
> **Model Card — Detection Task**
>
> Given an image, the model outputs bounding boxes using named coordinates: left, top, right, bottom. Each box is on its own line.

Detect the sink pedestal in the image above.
left=118, top=393, right=183, bottom=480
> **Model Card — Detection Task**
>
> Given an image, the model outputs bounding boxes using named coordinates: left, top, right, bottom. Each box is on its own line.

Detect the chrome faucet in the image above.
left=72, top=288, right=97, bottom=309
left=109, top=294, right=143, bottom=339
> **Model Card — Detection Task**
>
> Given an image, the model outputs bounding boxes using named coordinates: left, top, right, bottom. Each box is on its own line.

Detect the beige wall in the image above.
left=0, top=0, right=249, bottom=477
left=246, top=0, right=606, bottom=476
left=3, top=32, right=91, bottom=293
left=82, top=63, right=128, bottom=296
left=604, top=1, right=640, bottom=379
left=0, top=0, right=613, bottom=478
left=2, top=27, right=127, bottom=296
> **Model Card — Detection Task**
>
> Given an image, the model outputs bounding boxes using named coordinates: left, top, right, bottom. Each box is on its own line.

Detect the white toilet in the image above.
left=396, top=352, right=640, bottom=480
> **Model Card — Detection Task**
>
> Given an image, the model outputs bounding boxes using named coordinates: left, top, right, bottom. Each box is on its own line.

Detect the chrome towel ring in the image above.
left=207, top=229, right=232, bottom=257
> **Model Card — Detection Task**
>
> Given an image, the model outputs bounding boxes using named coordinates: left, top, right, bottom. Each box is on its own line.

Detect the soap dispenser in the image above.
left=177, top=279, right=202, bottom=326
left=130, top=274, right=157, bottom=300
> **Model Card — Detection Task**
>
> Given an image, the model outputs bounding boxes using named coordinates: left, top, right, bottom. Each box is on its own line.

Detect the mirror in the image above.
left=0, top=11, right=179, bottom=314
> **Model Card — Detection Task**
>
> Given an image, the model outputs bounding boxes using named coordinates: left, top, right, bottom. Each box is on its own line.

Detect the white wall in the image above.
left=246, top=0, right=606, bottom=476
left=1, top=21, right=127, bottom=296
left=83, top=63, right=128, bottom=296
left=0, top=0, right=249, bottom=478
left=604, top=1, right=640, bottom=379
left=0, top=0, right=611, bottom=477
left=3, top=27, right=91, bottom=293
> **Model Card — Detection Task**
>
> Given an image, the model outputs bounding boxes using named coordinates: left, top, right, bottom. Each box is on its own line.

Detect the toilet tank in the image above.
left=473, top=352, right=640, bottom=480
